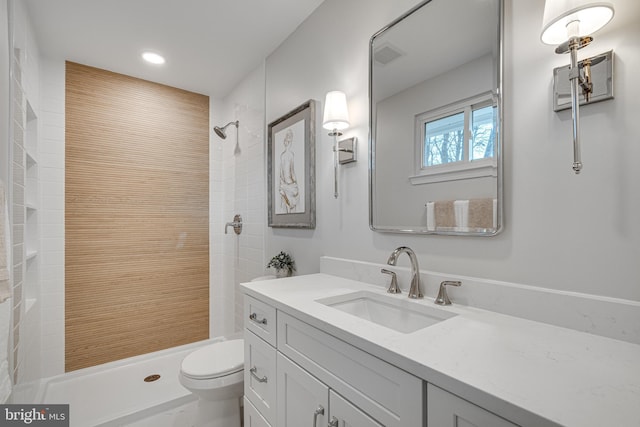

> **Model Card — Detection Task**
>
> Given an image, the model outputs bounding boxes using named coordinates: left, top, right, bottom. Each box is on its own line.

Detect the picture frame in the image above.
left=267, top=100, right=316, bottom=228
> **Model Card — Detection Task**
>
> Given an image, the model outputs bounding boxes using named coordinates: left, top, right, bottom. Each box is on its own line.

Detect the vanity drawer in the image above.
left=277, top=312, right=423, bottom=427
left=244, top=396, right=272, bottom=427
left=244, top=329, right=277, bottom=425
left=245, top=295, right=277, bottom=346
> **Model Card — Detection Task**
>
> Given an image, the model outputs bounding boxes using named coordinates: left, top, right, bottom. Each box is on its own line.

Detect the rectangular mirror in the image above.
left=369, top=0, right=503, bottom=235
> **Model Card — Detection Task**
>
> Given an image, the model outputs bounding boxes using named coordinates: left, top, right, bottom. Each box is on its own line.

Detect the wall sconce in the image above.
left=541, top=0, right=614, bottom=174
left=323, top=90, right=357, bottom=198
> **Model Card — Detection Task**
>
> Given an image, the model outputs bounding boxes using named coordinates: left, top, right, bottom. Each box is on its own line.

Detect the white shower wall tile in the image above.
left=39, top=288, right=63, bottom=308
left=39, top=222, right=63, bottom=239
left=39, top=140, right=64, bottom=157
left=41, top=350, right=64, bottom=378
left=41, top=195, right=63, bottom=210
left=39, top=250, right=63, bottom=267
left=244, top=208, right=264, bottom=225
left=41, top=96, right=64, bottom=114
left=40, top=332, right=61, bottom=353
left=211, top=63, right=265, bottom=336
left=39, top=58, right=65, bottom=378
left=243, top=235, right=264, bottom=252
left=39, top=166, right=64, bottom=183
left=39, top=264, right=63, bottom=281
left=40, top=180, right=63, bottom=197
left=41, top=124, right=64, bottom=142
left=41, top=111, right=64, bottom=128
left=40, top=237, right=63, bottom=253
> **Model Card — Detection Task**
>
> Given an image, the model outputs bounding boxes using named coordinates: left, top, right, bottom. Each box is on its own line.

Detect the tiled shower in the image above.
left=5, top=0, right=268, bottom=400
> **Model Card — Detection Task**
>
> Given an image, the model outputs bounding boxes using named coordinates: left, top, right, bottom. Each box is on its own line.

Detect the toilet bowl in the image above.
left=179, top=339, right=244, bottom=427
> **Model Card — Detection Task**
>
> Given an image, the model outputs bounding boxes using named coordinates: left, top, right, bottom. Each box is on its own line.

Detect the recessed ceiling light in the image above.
left=142, top=52, right=166, bottom=65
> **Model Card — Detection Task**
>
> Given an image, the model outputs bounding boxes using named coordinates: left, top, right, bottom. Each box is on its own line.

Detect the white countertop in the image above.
left=241, top=273, right=640, bottom=427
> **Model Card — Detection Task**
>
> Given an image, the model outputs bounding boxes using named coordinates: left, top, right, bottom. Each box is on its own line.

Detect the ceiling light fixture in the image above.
left=141, top=52, right=166, bottom=65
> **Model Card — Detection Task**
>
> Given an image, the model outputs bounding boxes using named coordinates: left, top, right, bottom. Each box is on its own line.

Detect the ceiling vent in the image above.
left=374, top=43, right=404, bottom=66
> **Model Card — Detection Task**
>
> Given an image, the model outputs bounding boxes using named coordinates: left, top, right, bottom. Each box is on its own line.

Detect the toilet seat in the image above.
left=181, top=339, right=244, bottom=380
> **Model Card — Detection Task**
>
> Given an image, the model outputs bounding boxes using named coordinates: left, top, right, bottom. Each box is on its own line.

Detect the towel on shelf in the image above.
left=0, top=181, right=10, bottom=303
left=454, top=200, right=469, bottom=230
left=493, top=199, right=498, bottom=229
left=468, top=198, right=495, bottom=230
left=426, top=202, right=435, bottom=231
left=426, top=198, right=497, bottom=232
left=434, top=200, right=455, bottom=229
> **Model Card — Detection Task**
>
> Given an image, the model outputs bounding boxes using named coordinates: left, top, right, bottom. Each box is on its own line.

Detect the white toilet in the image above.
left=179, top=339, right=244, bottom=427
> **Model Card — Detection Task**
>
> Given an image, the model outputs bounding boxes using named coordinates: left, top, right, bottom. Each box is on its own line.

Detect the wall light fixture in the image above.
left=541, top=0, right=614, bottom=174
left=323, top=90, right=356, bottom=198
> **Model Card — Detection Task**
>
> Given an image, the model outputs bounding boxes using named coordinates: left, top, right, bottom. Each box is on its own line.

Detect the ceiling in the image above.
left=25, top=0, right=325, bottom=98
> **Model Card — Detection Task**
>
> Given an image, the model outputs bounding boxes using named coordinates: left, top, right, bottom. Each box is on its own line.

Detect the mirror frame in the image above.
left=368, top=0, right=504, bottom=236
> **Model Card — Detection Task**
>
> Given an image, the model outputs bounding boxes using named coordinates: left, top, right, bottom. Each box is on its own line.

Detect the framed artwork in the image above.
left=267, top=100, right=316, bottom=228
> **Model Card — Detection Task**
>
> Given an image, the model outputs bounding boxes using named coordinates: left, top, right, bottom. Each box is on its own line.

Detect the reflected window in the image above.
left=413, top=93, right=497, bottom=184
left=421, top=101, right=495, bottom=169
left=470, top=105, right=495, bottom=161
left=424, top=112, right=464, bottom=167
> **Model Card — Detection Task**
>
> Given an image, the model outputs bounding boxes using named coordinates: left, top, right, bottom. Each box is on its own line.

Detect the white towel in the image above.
left=0, top=181, right=10, bottom=302
left=493, top=199, right=498, bottom=230
left=453, top=200, right=469, bottom=231
left=426, top=202, right=435, bottom=231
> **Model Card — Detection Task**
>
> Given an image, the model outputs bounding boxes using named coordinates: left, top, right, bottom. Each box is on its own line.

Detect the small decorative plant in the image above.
left=267, top=251, right=296, bottom=277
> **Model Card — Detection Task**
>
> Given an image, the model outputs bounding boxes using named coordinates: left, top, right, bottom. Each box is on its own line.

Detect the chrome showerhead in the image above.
left=213, top=120, right=239, bottom=139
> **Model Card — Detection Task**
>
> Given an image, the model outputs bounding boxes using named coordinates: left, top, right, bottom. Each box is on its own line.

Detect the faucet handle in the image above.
left=434, top=280, right=461, bottom=305
left=381, top=269, right=401, bottom=294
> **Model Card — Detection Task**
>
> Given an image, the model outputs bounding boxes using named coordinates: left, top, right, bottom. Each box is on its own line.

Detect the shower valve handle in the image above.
left=224, top=214, right=242, bottom=235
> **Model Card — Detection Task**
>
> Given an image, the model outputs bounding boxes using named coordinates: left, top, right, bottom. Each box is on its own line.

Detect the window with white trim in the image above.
left=411, top=93, right=497, bottom=185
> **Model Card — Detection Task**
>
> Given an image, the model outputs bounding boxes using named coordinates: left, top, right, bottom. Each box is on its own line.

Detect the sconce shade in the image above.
left=322, top=91, right=350, bottom=131
left=541, top=0, right=614, bottom=45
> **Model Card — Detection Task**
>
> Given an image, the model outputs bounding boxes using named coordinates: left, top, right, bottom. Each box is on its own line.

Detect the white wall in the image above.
left=265, top=0, right=640, bottom=302
left=38, top=58, right=65, bottom=378
left=6, top=0, right=45, bottom=395
left=211, top=62, right=267, bottom=336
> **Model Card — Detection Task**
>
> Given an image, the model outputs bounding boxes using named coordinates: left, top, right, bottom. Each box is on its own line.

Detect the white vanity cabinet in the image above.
left=243, top=294, right=424, bottom=427
left=277, top=352, right=382, bottom=427
left=328, top=390, right=383, bottom=427
left=277, top=352, right=328, bottom=427
left=427, top=384, right=519, bottom=427
left=277, top=311, right=423, bottom=427
left=244, top=296, right=278, bottom=425
left=243, top=396, right=271, bottom=427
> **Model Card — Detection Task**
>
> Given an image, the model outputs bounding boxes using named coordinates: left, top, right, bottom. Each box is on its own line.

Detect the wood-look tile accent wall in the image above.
left=65, top=62, right=210, bottom=372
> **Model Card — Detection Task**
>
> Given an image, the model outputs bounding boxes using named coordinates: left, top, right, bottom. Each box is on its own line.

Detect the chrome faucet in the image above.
left=386, top=246, right=423, bottom=299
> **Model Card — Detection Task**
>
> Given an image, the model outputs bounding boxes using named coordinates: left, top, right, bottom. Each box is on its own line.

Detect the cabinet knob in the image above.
left=328, top=416, right=339, bottom=427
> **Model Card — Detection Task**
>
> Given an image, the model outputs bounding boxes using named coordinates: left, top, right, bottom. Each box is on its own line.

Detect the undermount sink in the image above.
left=317, top=291, right=456, bottom=333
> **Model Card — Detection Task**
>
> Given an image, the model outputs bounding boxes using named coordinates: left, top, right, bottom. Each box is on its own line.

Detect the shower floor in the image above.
left=39, top=339, right=221, bottom=427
